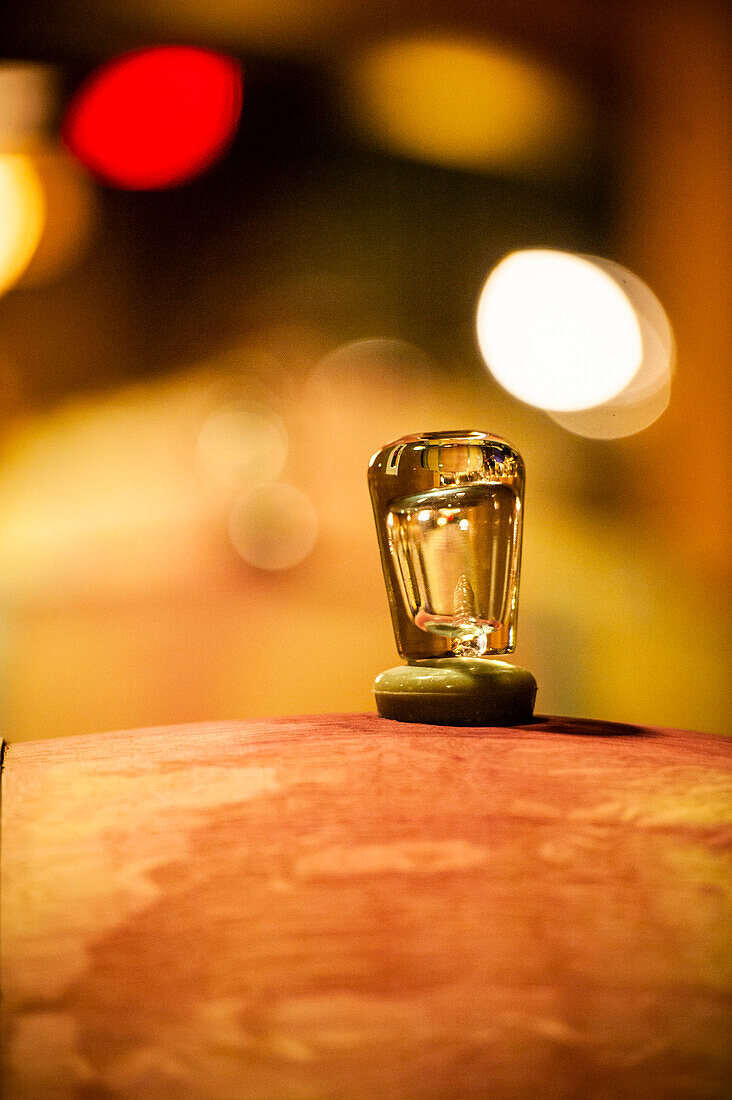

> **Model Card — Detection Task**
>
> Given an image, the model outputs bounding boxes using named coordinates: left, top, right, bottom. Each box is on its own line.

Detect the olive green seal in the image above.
left=374, top=657, right=537, bottom=726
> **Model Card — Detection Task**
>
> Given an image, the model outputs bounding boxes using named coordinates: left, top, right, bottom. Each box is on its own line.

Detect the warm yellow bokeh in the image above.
left=0, top=154, right=45, bottom=297
left=345, top=36, right=593, bottom=175
left=17, top=149, right=95, bottom=288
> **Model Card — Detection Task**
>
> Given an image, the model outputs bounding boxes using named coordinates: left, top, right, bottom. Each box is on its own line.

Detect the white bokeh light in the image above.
left=476, top=249, right=643, bottom=412
left=548, top=256, right=675, bottom=438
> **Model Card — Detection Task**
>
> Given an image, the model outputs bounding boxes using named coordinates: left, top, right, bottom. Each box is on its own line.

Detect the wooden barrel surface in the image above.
left=2, top=714, right=731, bottom=1099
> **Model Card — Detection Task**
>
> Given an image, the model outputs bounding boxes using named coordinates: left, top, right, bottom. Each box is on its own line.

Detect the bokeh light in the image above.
left=344, top=36, right=593, bottom=177
left=476, top=250, right=643, bottom=412
left=62, top=46, right=243, bottom=189
left=229, top=483, right=318, bottom=570
left=548, top=256, right=675, bottom=438
left=17, top=149, right=96, bottom=287
left=0, top=382, right=216, bottom=599
left=197, top=401, right=288, bottom=492
left=0, top=62, right=57, bottom=150
left=0, top=154, right=45, bottom=296
left=309, top=339, right=435, bottom=418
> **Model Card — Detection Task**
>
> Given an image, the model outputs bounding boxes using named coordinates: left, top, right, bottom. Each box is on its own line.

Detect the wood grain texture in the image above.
left=2, top=714, right=731, bottom=1099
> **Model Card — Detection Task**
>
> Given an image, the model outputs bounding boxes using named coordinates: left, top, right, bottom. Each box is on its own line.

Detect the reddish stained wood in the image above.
left=2, top=714, right=731, bottom=1099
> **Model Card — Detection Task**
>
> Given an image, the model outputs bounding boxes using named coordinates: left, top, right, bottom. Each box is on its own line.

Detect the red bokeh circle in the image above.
left=62, top=46, right=243, bottom=190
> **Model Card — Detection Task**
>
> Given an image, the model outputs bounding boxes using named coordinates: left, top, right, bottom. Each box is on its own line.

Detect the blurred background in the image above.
left=0, top=0, right=728, bottom=741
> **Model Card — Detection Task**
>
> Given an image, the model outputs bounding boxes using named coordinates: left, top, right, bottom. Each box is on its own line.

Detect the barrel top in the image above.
left=5, top=709, right=730, bottom=762
left=2, top=714, right=730, bottom=1098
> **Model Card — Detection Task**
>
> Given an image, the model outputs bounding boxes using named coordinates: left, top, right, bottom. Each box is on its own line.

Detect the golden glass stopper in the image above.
left=368, top=430, right=525, bottom=662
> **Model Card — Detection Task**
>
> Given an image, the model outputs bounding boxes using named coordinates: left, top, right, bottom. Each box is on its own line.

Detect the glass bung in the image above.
left=369, top=431, right=524, bottom=660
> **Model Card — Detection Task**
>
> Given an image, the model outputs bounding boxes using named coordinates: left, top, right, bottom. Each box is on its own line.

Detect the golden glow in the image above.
left=345, top=36, right=592, bottom=175
left=0, top=155, right=45, bottom=296
left=17, top=149, right=96, bottom=287
left=229, top=483, right=318, bottom=570
left=0, top=382, right=217, bottom=598
left=476, top=250, right=643, bottom=412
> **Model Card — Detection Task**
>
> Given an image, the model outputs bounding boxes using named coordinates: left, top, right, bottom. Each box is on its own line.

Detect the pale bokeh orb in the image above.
left=476, top=249, right=643, bottom=412
left=197, top=401, right=288, bottom=491
left=229, top=482, right=318, bottom=571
